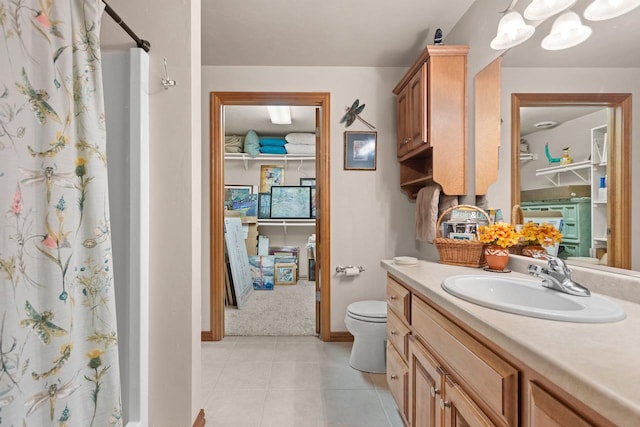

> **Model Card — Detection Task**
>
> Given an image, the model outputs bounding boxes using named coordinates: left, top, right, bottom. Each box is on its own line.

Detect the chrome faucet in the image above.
left=528, top=254, right=591, bottom=297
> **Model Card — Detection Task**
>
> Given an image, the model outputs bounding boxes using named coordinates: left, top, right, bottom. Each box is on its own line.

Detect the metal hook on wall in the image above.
left=161, top=58, right=176, bottom=90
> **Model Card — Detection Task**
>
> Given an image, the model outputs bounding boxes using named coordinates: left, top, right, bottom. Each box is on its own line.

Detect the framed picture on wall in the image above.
left=344, top=131, right=377, bottom=170
left=259, top=165, right=284, bottom=193
left=270, top=186, right=311, bottom=219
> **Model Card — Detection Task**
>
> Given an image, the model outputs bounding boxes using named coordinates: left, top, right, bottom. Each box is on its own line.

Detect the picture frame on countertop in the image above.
left=344, top=131, right=377, bottom=170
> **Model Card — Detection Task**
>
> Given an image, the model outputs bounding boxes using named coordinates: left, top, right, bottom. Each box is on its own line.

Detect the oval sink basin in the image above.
left=441, top=275, right=625, bottom=323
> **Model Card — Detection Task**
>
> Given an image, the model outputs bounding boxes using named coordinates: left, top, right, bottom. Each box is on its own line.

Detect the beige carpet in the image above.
left=225, top=280, right=316, bottom=336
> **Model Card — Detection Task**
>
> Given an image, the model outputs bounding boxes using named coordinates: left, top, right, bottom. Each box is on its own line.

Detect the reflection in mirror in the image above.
left=511, top=93, right=631, bottom=270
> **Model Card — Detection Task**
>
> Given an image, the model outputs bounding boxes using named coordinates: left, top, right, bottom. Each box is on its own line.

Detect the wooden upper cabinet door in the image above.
left=408, top=63, right=428, bottom=152
left=396, top=85, right=410, bottom=158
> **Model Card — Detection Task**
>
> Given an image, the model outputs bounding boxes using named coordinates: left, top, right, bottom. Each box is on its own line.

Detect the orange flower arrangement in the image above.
left=478, top=222, right=520, bottom=248
left=518, top=222, right=563, bottom=247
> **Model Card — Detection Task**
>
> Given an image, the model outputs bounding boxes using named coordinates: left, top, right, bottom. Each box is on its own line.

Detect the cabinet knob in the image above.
left=430, top=386, right=440, bottom=397
left=390, top=295, right=398, bottom=300
left=390, top=330, right=397, bottom=336
left=439, top=399, right=451, bottom=410
left=390, top=374, right=398, bottom=380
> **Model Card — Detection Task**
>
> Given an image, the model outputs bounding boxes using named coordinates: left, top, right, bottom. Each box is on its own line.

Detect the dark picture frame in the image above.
left=270, top=186, right=311, bottom=219
left=257, top=192, right=271, bottom=219
left=344, top=131, right=377, bottom=170
left=299, top=177, right=316, bottom=187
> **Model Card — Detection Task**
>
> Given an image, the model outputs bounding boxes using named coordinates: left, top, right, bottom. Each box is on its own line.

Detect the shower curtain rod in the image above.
left=102, top=0, right=151, bottom=52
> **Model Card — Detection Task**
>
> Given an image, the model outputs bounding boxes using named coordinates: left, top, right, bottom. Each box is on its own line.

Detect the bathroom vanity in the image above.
left=382, top=259, right=640, bottom=427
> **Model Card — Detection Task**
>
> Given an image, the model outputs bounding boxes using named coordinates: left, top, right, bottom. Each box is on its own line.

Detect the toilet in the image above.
left=344, top=300, right=388, bottom=373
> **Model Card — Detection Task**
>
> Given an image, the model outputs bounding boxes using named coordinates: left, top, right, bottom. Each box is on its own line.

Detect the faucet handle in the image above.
left=532, top=252, right=570, bottom=274
left=547, top=255, right=571, bottom=275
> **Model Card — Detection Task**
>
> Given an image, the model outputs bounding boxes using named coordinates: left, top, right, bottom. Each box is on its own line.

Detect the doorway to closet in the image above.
left=206, top=92, right=331, bottom=341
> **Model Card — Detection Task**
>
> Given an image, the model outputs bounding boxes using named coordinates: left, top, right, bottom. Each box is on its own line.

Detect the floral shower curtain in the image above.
left=0, top=0, right=122, bottom=425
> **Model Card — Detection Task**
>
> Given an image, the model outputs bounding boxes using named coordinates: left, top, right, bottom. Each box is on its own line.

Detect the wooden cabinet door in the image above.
left=396, top=84, right=410, bottom=158
left=409, top=338, right=443, bottom=427
left=528, top=382, right=592, bottom=427
left=443, top=376, right=495, bottom=427
left=408, top=63, right=428, bottom=152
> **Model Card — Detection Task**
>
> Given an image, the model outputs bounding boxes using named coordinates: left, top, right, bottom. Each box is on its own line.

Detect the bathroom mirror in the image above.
left=485, top=0, right=639, bottom=271
left=510, top=93, right=631, bottom=270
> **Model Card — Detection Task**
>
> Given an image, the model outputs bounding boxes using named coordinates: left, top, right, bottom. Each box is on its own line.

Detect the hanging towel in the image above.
left=416, top=185, right=459, bottom=242
left=439, top=195, right=459, bottom=220
left=416, top=185, right=441, bottom=242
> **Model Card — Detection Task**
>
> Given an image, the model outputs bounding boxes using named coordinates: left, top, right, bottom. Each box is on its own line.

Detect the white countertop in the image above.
left=381, top=259, right=640, bottom=426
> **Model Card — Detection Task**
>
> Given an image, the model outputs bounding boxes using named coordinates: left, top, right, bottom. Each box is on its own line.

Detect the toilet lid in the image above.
left=347, top=300, right=387, bottom=322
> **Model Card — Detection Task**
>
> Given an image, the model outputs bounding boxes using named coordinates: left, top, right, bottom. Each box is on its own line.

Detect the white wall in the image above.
left=103, top=48, right=150, bottom=427
left=101, top=0, right=201, bottom=424
left=103, top=50, right=133, bottom=424
left=201, top=66, right=418, bottom=332
left=521, top=110, right=606, bottom=190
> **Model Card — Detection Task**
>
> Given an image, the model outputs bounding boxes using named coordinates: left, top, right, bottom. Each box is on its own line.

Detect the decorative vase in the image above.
left=484, top=245, right=510, bottom=271
left=522, top=245, right=546, bottom=258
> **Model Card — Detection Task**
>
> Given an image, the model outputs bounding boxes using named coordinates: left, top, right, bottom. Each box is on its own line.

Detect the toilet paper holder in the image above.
left=335, top=265, right=365, bottom=274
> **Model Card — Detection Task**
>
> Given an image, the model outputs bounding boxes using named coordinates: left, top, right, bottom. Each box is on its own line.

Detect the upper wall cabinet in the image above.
left=474, top=57, right=501, bottom=196
left=393, top=45, right=469, bottom=198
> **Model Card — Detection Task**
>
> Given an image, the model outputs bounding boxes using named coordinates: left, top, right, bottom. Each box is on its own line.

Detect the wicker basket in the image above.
left=433, top=204, right=490, bottom=268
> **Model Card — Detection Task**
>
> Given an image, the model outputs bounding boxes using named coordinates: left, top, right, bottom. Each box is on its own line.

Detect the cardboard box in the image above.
left=225, top=211, right=259, bottom=255
left=245, top=226, right=258, bottom=256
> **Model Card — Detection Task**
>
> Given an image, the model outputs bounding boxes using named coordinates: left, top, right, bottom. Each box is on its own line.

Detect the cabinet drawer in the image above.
left=387, top=309, right=410, bottom=360
left=562, top=222, right=578, bottom=240
left=387, top=276, right=410, bottom=322
left=387, top=343, right=408, bottom=419
left=412, top=297, right=518, bottom=427
left=559, top=243, right=579, bottom=258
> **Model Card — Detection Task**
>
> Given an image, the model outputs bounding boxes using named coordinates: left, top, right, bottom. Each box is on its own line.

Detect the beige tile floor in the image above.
left=201, top=336, right=405, bottom=427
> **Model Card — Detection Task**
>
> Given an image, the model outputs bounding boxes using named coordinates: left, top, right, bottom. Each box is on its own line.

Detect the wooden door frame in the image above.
left=207, top=92, right=331, bottom=341
left=511, top=93, right=631, bottom=269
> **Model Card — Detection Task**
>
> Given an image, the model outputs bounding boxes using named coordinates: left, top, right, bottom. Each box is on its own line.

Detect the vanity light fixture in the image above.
left=541, top=11, right=592, bottom=50
left=524, top=0, right=577, bottom=21
left=267, top=105, right=291, bottom=124
left=584, top=0, right=640, bottom=21
left=490, top=11, right=535, bottom=50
